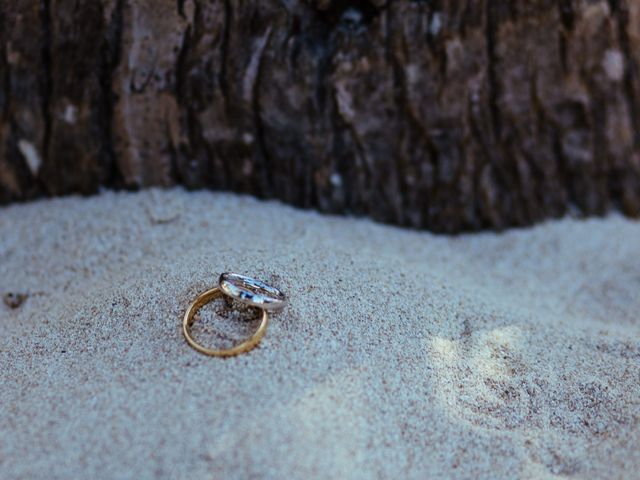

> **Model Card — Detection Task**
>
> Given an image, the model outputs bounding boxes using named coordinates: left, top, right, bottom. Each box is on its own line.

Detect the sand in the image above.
left=0, top=188, right=639, bottom=479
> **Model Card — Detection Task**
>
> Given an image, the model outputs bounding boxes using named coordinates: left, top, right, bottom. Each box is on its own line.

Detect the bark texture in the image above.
left=1, top=0, right=640, bottom=232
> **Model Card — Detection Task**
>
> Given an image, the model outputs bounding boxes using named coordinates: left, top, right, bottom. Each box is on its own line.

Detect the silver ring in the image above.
left=218, top=272, right=287, bottom=310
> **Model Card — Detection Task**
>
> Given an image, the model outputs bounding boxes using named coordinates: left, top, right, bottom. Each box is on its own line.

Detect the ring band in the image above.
left=218, top=272, right=287, bottom=310
left=182, top=287, right=269, bottom=357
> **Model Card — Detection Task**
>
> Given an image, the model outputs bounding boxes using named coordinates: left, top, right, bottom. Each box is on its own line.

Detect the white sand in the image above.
left=1, top=189, right=639, bottom=479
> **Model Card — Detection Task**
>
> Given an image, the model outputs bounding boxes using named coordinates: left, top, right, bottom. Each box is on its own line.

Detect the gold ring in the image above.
left=182, top=287, right=269, bottom=357
left=183, top=273, right=286, bottom=357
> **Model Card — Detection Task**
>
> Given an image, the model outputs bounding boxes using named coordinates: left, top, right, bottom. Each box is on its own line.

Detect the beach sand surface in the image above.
left=1, top=189, right=639, bottom=479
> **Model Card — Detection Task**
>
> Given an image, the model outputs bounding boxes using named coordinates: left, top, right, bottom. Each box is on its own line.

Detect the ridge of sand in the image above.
left=1, top=189, right=639, bottom=479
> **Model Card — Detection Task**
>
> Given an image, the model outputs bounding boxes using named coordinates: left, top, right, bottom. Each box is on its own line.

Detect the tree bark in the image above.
left=1, top=0, right=639, bottom=232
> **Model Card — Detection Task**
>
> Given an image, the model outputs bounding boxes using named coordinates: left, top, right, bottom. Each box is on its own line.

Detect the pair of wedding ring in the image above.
left=182, top=273, right=287, bottom=357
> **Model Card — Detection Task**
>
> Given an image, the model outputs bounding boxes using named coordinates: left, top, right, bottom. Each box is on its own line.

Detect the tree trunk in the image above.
left=1, top=0, right=639, bottom=232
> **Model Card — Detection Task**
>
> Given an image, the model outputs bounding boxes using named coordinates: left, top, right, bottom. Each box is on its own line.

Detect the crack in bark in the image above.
left=485, top=0, right=501, bottom=140
left=558, top=0, right=574, bottom=30
left=173, top=6, right=191, bottom=185
left=384, top=6, right=407, bottom=225
left=250, top=27, right=274, bottom=197
left=528, top=72, right=564, bottom=218
left=557, top=0, right=573, bottom=74
left=467, top=89, right=496, bottom=229
left=332, top=88, right=370, bottom=209
left=220, top=0, right=231, bottom=116
left=481, top=0, right=508, bottom=228
left=387, top=31, right=439, bottom=226
left=0, top=1, right=9, bottom=119
left=102, top=0, right=125, bottom=188
left=0, top=7, right=11, bottom=125
left=177, top=0, right=186, bottom=18
left=40, top=0, right=52, bottom=186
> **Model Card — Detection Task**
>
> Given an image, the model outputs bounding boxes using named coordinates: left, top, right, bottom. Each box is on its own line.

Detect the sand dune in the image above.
left=1, top=189, right=639, bottom=479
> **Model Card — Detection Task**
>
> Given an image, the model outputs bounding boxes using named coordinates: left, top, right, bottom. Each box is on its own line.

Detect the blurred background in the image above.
left=1, top=0, right=639, bottom=231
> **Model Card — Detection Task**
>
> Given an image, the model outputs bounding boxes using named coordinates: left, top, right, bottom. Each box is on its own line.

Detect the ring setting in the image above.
left=182, top=273, right=287, bottom=357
